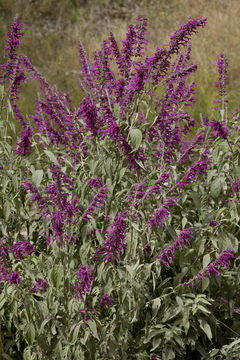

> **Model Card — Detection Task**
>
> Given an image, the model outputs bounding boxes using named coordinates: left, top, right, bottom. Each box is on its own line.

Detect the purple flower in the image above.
left=21, top=181, right=46, bottom=208
left=214, top=53, right=228, bottom=97
left=209, top=118, right=230, bottom=139
left=3, top=16, right=23, bottom=59
left=15, top=126, right=34, bottom=156
left=31, top=278, right=49, bottom=294
left=147, top=173, right=171, bottom=195
left=177, top=151, right=209, bottom=188
left=151, top=354, right=161, bottom=360
left=74, top=265, right=95, bottom=302
left=147, top=206, right=169, bottom=229
left=185, top=249, right=235, bottom=286
left=218, top=297, right=228, bottom=303
left=210, top=220, right=217, bottom=227
left=232, top=177, right=240, bottom=193
left=10, top=238, right=35, bottom=259
left=9, top=271, right=21, bottom=285
left=143, top=242, right=151, bottom=255
left=79, top=96, right=100, bottom=136
left=83, top=185, right=108, bottom=221
left=88, top=178, right=104, bottom=188
left=169, top=17, right=207, bottom=55
left=78, top=308, right=97, bottom=329
left=99, top=294, right=113, bottom=308
left=0, top=16, right=24, bottom=81
left=156, top=227, right=193, bottom=266
left=91, top=212, right=127, bottom=263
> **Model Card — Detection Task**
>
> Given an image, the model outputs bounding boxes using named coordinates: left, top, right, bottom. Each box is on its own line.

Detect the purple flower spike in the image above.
left=147, top=206, right=169, bottom=229
left=74, top=265, right=95, bottom=303
left=31, top=278, right=49, bottom=294
left=91, top=212, right=127, bottom=263
left=9, top=271, right=21, bottom=285
left=210, top=220, right=216, bottom=227
left=169, top=17, right=207, bottom=55
left=15, top=125, right=34, bottom=156
left=215, top=53, right=228, bottom=97
left=88, top=178, right=104, bottom=188
left=83, top=185, right=108, bottom=221
left=185, top=249, right=235, bottom=286
left=10, top=238, right=36, bottom=259
left=232, top=177, right=240, bottom=193
left=209, top=118, right=230, bottom=139
left=99, top=294, right=113, bottom=308
left=156, top=227, right=193, bottom=266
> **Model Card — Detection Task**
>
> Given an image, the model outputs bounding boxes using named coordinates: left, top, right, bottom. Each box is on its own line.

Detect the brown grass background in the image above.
left=0, top=0, right=240, bottom=125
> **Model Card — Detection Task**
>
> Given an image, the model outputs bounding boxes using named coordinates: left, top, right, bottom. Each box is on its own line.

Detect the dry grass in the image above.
left=0, top=0, right=240, bottom=125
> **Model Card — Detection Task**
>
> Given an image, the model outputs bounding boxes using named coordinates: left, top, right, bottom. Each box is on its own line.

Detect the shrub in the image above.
left=0, top=15, right=239, bottom=360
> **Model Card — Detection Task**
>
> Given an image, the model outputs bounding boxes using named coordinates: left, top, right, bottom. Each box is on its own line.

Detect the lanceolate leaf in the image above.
left=129, top=128, right=142, bottom=152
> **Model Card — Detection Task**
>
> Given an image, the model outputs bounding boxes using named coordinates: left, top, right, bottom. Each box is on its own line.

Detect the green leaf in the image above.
left=152, top=297, right=161, bottom=318
left=88, top=320, right=99, bottom=340
left=39, top=318, right=51, bottom=334
left=113, top=103, right=121, bottom=118
left=53, top=264, right=63, bottom=289
left=201, top=277, right=210, bottom=292
left=25, top=323, right=35, bottom=345
left=176, top=296, right=184, bottom=313
left=210, top=177, right=222, bottom=199
left=3, top=201, right=11, bottom=221
left=203, top=254, right=211, bottom=268
left=70, top=324, right=81, bottom=345
left=129, top=128, right=142, bottom=152
left=23, top=347, right=32, bottom=360
left=32, top=169, right=43, bottom=187
left=135, top=159, right=146, bottom=170
left=199, top=319, right=212, bottom=340
left=44, top=150, right=58, bottom=165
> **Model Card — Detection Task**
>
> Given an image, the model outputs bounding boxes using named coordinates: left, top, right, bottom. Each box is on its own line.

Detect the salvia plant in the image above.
left=0, top=14, right=240, bottom=360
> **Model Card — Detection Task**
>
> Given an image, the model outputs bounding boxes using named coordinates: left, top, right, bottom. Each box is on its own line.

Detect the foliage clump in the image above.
left=0, top=15, right=240, bottom=360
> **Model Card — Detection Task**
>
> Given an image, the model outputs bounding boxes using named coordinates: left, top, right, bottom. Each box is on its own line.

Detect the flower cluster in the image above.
left=15, top=125, right=34, bottom=156
left=177, top=150, right=209, bottom=188
left=91, top=212, right=127, bottom=263
left=30, top=278, right=49, bottom=294
left=77, top=308, right=97, bottom=329
left=10, top=238, right=36, bottom=259
left=156, top=227, right=193, bottom=266
left=0, top=237, right=21, bottom=285
left=169, top=17, right=207, bottom=55
left=88, top=178, right=104, bottom=188
left=147, top=197, right=178, bottom=230
left=209, top=118, right=230, bottom=139
left=9, top=271, right=21, bottom=285
left=99, top=294, right=113, bottom=308
left=184, top=249, right=235, bottom=286
left=0, top=16, right=24, bottom=81
left=83, top=185, right=108, bottom=221
left=214, top=53, right=229, bottom=98
left=74, top=265, right=95, bottom=302
left=232, top=177, right=240, bottom=194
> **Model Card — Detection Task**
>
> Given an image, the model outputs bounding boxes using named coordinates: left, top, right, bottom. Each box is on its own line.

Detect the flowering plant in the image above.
left=0, top=15, right=239, bottom=360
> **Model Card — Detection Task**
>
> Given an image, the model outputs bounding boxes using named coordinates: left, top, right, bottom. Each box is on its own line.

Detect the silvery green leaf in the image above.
left=129, top=128, right=142, bottom=152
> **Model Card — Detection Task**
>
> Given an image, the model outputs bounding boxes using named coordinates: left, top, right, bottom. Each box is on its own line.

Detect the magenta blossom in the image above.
left=74, top=265, right=95, bottom=302
left=209, top=119, right=230, bottom=139
left=31, top=278, right=49, bottom=294
left=99, top=294, right=113, bottom=308
left=156, top=227, right=193, bottom=266
left=91, top=212, right=127, bottom=263
left=9, top=271, right=21, bottom=285
left=184, top=249, right=235, bottom=286
left=10, top=238, right=35, bottom=259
